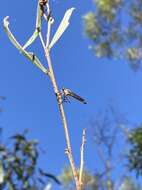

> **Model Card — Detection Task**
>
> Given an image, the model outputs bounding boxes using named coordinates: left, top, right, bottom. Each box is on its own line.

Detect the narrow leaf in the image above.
left=3, top=16, right=47, bottom=74
left=49, top=8, right=75, bottom=49
left=23, top=30, right=39, bottom=50
left=36, top=2, right=42, bottom=29
left=23, top=3, right=42, bottom=50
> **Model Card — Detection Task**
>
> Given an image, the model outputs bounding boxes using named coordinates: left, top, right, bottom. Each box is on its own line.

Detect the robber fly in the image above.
left=61, top=88, right=87, bottom=104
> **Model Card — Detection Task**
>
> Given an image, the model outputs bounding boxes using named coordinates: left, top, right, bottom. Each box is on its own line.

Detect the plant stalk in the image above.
left=44, top=48, right=81, bottom=190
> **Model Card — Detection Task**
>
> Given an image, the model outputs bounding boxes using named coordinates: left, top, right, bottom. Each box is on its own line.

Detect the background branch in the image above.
left=79, top=129, right=86, bottom=187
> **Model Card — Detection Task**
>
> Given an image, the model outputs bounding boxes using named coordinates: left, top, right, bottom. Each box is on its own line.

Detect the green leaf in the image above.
left=3, top=16, right=47, bottom=74
left=49, top=8, right=75, bottom=49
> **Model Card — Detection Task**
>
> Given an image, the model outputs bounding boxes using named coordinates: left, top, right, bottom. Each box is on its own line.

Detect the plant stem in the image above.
left=79, top=129, right=86, bottom=187
left=44, top=48, right=81, bottom=190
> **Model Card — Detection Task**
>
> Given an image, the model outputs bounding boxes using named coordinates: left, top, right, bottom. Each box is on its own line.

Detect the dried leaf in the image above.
left=49, top=8, right=75, bottom=49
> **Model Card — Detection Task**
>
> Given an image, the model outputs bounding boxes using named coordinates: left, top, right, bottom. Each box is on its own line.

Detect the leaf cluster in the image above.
left=0, top=132, right=60, bottom=190
left=128, top=126, right=142, bottom=177
left=59, top=167, right=100, bottom=190
left=84, top=0, right=142, bottom=70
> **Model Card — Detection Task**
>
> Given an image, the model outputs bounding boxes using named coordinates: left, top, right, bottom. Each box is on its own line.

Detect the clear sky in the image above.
left=1, top=0, right=142, bottom=189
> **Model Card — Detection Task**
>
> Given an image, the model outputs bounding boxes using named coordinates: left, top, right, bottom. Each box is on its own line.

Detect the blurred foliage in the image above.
left=59, top=167, right=100, bottom=190
left=118, top=176, right=140, bottom=190
left=59, top=167, right=142, bottom=190
left=0, top=131, right=60, bottom=190
left=128, top=126, right=142, bottom=177
left=83, top=0, right=142, bottom=71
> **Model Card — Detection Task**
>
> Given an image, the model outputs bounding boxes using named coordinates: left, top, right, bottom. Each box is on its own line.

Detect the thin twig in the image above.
left=39, top=32, right=46, bottom=49
left=45, top=3, right=53, bottom=47
left=79, top=128, right=86, bottom=187
left=46, top=17, right=54, bottom=48
left=44, top=48, right=80, bottom=189
left=42, top=3, right=81, bottom=187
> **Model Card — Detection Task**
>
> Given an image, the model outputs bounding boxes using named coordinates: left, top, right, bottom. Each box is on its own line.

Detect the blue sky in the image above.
left=1, top=0, right=142, bottom=188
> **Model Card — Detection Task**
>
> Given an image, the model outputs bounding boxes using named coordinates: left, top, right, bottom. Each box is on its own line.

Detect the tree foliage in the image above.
left=84, top=0, right=142, bottom=70
left=59, top=167, right=101, bottom=190
left=59, top=167, right=142, bottom=190
left=128, top=126, right=142, bottom=177
left=118, top=176, right=140, bottom=190
left=0, top=131, right=60, bottom=190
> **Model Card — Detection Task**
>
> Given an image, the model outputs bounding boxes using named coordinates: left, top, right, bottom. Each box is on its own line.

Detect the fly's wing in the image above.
left=69, top=91, right=87, bottom=104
